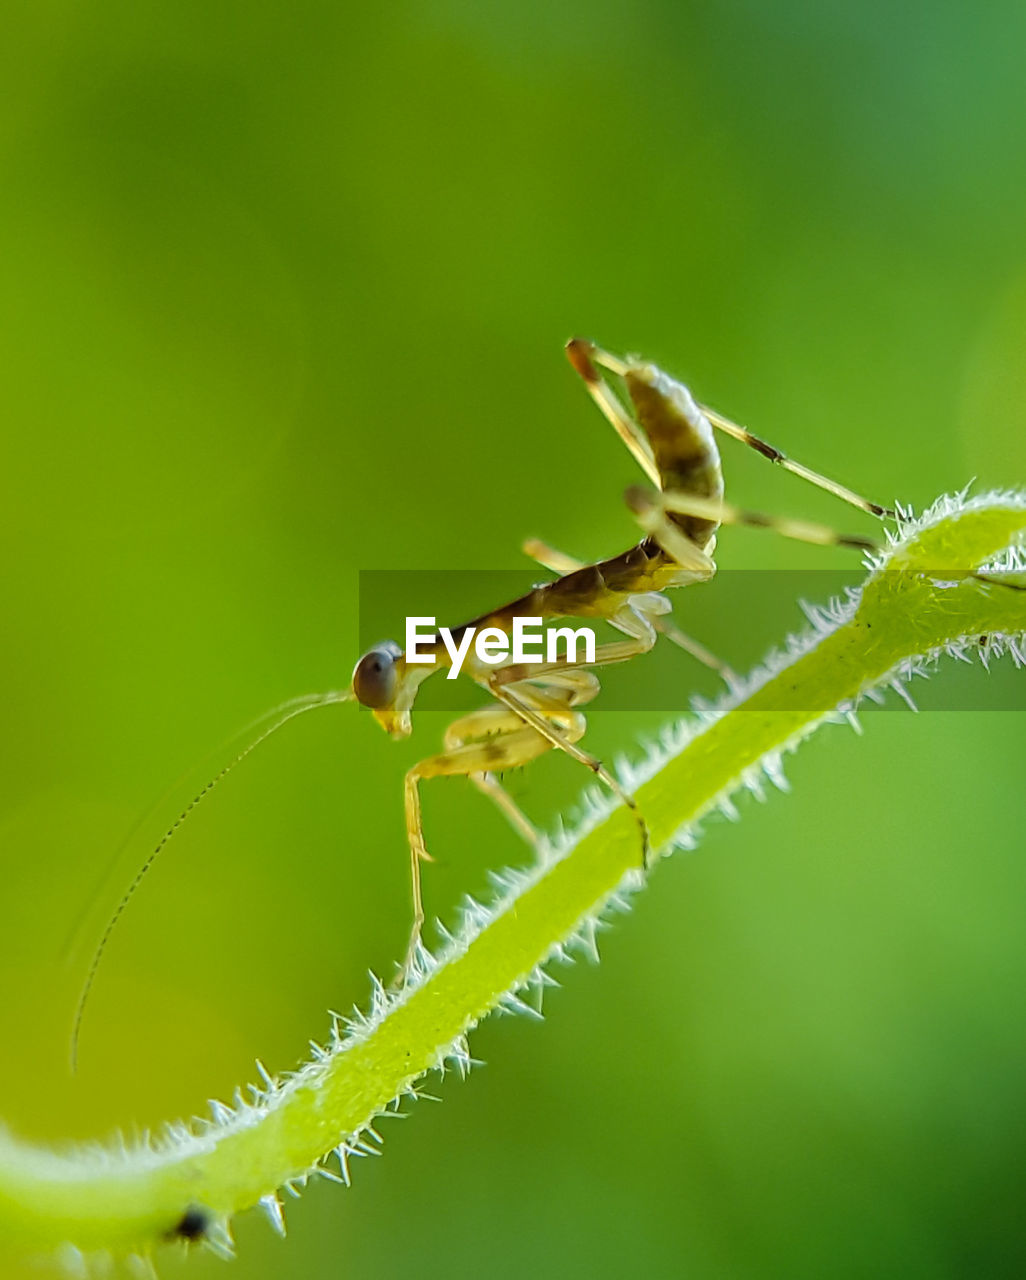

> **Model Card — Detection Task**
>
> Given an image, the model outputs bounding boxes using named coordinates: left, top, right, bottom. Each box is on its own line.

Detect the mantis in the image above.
left=351, top=339, right=893, bottom=975
left=70, top=338, right=893, bottom=1064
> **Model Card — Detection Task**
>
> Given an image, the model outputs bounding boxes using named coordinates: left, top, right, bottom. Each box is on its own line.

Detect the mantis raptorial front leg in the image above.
left=401, top=687, right=591, bottom=977
left=486, top=677, right=651, bottom=865
left=444, top=703, right=540, bottom=844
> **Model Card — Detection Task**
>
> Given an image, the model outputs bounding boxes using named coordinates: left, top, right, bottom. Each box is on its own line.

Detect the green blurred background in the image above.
left=2, top=2, right=1026, bottom=1276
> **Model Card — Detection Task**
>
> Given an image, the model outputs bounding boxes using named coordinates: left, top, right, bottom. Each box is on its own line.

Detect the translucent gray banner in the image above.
left=356, top=569, right=1024, bottom=712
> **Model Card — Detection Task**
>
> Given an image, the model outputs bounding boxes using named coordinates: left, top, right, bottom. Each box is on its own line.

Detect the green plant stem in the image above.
left=1, top=495, right=1025, bottom=1266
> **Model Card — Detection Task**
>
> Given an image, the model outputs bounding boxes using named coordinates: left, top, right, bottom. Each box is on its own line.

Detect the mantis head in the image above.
left=351, top=639, right=417, bottom=738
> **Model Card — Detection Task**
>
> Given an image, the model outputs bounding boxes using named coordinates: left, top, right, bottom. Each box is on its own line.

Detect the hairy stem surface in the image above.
left=1, top=494, right=1025, bottom=1269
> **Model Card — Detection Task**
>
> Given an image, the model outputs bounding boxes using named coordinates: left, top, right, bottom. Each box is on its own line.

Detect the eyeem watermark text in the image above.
left=405, top=616, right=596, bottom=679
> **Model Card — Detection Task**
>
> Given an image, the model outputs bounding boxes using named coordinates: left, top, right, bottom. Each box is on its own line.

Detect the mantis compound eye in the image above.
left=352, top=640, right=401, bottom=709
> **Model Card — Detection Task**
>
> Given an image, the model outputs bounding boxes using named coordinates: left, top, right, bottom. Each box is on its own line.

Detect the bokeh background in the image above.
left=2, top=2, right=1026, bottom=1276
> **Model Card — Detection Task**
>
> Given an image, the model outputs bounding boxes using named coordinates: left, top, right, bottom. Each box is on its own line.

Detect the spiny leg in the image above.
left=486, top=677, right=651, bottom=867
left=523, top=537, right=736, bottom=680
left=627, top=486, right=881, bottom=554
left=444, top=703, right=539, bottom=845
left=400, top=719, right=562, bottom=979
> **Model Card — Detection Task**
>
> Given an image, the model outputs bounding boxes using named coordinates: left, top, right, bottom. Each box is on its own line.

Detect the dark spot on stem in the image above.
left=167, top=1206, right=210, bottom=1242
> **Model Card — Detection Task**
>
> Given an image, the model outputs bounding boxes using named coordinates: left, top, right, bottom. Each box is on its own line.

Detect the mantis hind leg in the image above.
left=564, top=338, right=661, bottom=487
left=486, top=677, right=651, bottom=871
left=569, top=337, right=894, bottom=522
left=698, top=402, right=895, bottom=520
left=627, top=486, right=881, bottom=554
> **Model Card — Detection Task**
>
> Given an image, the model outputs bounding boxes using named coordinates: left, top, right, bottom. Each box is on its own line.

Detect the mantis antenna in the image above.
left=69, top=688, right=353, bottom=1072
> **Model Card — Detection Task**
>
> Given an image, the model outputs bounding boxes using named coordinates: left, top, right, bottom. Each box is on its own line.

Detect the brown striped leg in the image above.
left=697, top=404, right=895, bottom=520
left=574, top=337, right=893, bottom=522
